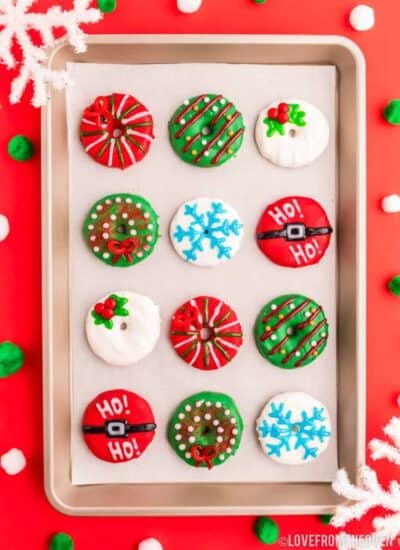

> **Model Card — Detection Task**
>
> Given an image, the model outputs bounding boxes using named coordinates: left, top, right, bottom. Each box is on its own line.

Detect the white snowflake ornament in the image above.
left=332, top=414, right=400, bottom=549
left=0, top=0, right=102, bottom=107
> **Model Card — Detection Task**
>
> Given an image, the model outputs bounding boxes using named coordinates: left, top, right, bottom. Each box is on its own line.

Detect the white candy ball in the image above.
left=0, top=214, right=9, bottom=242
left=138, top=539, right=163, bottom=550
left=177, top=0, right=202, bottom=14
left=349, top=5, right=375, bottom=31
left=382, top=194, right=400, bottom=213
left=0, top=448, right=26, bottom=475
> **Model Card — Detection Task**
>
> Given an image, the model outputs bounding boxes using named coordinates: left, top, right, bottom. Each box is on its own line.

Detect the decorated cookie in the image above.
left=170, top=296, right=243, bottom=370
left=86, top=291, right=160, bottom=366
left=79, top=93, right=154, bottom=169
left=170, top=198, right=244, bottom=267
left=255, top=100, right=329, bottom=168
left=82, top=389, right=156, bottom=463
left=256, top=392, right=331, bottom=464
left=254, top=294, right=328, bottom=368
left=168, top=93, right=245, bottom=167
left=167, top=391, right=243, bottom=468
left=83, top=193, right=159, bottom=267
left=256, top=196, right=333, bottom=268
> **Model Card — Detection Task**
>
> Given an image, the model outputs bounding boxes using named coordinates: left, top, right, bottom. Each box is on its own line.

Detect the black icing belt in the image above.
left=257, top=223, right=333, bottom=242
left=83, top=420, right=157, bottom=438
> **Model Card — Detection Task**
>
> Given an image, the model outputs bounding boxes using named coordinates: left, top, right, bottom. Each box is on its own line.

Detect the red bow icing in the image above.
left=84, top=95, right=114, bottom=132
left=107, top=237, right=139, bottom=264
left=190, top=445, right=218, bottom=470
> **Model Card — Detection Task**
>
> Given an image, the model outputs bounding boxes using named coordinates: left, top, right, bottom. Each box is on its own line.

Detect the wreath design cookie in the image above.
left=256, top=196, right=333, bottom=268
left=255, top=99, right=329, bottom=168
left=79, top=93, right=154, bottom=169
left=254, top=294, right=329, bottom=368
left=168, top=93, right=245, bottom=167
left=167, top=391, right=243, bottom=469
left=170, top=296, right=243, bottom=370
left=82, top=389, right=156, bottom=463
left=83, top=193, right=159, bottom=267
left=86, top=291, right=160, bottom=366
left=256, top=392, right=331, bottom=464
left=170, top=197, right=244, bottom=267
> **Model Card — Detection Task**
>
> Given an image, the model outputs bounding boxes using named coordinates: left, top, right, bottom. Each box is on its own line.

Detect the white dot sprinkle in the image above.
left=271, top=334, right=277, bottom=341
left=125, top=198, right=132, bottom=203
left=213, top=420, right=220, bottom=426
left=174, top=423, right=181, bottom=430
left=217, top=427, right=224, bottom=434
left=204, top=97, right=210, bottom=103
left=194, top=416, right=200, bottom=422
left=102, top=232, right=109, bottom=239
left=144, top=212, right=150, bottom=219
left=90, top=213, right=97, bottom=219
left=178, top=413, right=185, bottom=419
left=96, top=205, right=103, bottom=211
left=90, top=235, right=96, bottom=242
left=88, top=224, right=94, bottom=230
left=219, top=454, right=225, bottom=460
left=204, top=413, right=211, bottom=420
left=189, top=436, right=195, bottom=443
left=216, top=436, right=223, bottom=443
left=217, top=140, right=223, bottom=146
left=102, top=222, right=109, bottom=228
left=105, top=199, right=112, bottom=204
left=130, top=229, right=137, bottom=236
left=230, top=438, right=235, bottom=445
left=311, top=341, right=317, bottom=347
left=136, top=203, right=142, bottom=209
left=179, top=119, right=186, bottom=125
left=110, top=214, right=117, bottom=221
left=128, top=220, right=135, bottom=226
left=185, top=452, right=191, bottom=459
left=230, top=418, right=236, bottom=424
left=204, top=151, right=209, bottom=156
left=115, top=197, right=121, bottom=203
left=220, top=98, right=226, bottom=105
left=201, top=139, right=207, bottom=145
left=122, top=213, right=128, bottom=219
left=185, top=405, right=192, bottom=412
left=212, top=106, right=218, bottom=112
left=271, top=304, right=277, bottom=310
left=232, top=428, right=238, bottom=435
left=225, top=409, right=231, bottom=416
left=205, top=401, right=211, bottom=407
left=136, top=251, right=143, bottom=257
left=146, top=235, right=153, bottom=242
left=148, top=224, right=153, bottom=229
left=290, top=303, right=296, bottom=310
left=175, top=434, right=182, bottom=441
left=295, top=351, right=301, bottom=357
left=321, top=332, right=326, bottom=338
left=305, top=311, right=311, bottom=318
left=188, top=426, right=194, bottom=432
left=216, top=402, right=222, bottom=408
left=184, top=99, right=190, bottom=105
left=227, top=447, right=232, bottom=454
left=179, top=444, right=186, bottom=451
left=102, top=252, right=110, bottom=259
left=93, top=246, right=99, bottom=252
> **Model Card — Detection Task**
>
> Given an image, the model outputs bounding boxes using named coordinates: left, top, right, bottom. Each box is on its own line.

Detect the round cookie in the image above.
left=82, top=389, right=156, bottom=463
left=255, top=100, right=329, bottom=168
left=86, top=291, right=160, bottom=366
left=256, top=196, right=333, bottom=268
left=167, top=391, right=243, bottom=468
left=170, top=197, right=244, bottom=267
left=83, top=193, right=159, bottom=267
left=256, top=392, right=331, bottom=464
left=80, top=93, right=154, bottom=169
left=170, top=296, right=243, bottom=370
left=168, top=93, right=245, bottom=167
left=254, top=294, right=328, bottom=369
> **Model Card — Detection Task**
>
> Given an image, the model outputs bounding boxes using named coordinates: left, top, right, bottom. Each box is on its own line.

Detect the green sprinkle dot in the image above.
left=253, top=0, right=267, bottom=3
left=0, top=341, right=24, bottom=378
left=255, top=517, right=279, bottom=545
left=319, top=514, right=333, bottom=525
left=97, top=0, right=117, bottom=13
left=49, top=533, right=74, bottom=550
left=388, top=275, right=400, bottom=296
left=384, top=100, right=400, bottom=125
left=7, top=135, right=34, bottom=161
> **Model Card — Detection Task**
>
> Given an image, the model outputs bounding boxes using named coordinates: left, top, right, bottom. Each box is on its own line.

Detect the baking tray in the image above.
left=42, top=34, right=366, bottom=516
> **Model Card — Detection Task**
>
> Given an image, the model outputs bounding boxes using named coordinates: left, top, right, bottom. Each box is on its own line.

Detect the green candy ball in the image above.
left=384, top=100, right=400, bottom=125
left=319, top=514, right=333, bottom=525
left=0, top=341, right=24, bottom=378
left=97, top=0, right=117, bottom=13
left=388, top=275, right=400, bottom=296
left=49, top=533, right=74, bottom=550
left=7, top=135, right=34, bottom=161
left=253, top=0, right=267, bottom=3
left=255, top=517, right=280, bottom=545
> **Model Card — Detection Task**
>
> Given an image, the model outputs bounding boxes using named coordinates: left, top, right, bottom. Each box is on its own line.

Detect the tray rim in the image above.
left=42, top=33, right=366, bottom=516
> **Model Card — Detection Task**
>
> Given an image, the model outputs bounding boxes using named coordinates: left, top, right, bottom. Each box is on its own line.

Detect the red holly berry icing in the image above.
left=263, top=102, right=306, bottom=137
left=91, top=294, right=129, bottom=329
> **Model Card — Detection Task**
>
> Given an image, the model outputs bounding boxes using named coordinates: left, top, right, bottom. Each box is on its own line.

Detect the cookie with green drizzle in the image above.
left=254, top=294, right=329, bottom=368
left=83, top=193, right=159, bottom=267
left=168, top=93, right=245, bottom=167
left=167, top=391, right=243, bottom=469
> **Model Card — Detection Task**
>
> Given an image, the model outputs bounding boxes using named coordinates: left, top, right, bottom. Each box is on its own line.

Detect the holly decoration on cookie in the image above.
left=91, top=294, right=129, bottom=329
left=263, top=102, right=306, bottom=137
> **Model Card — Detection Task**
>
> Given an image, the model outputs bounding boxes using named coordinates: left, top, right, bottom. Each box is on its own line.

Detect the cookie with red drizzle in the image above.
left=168, top=94, right=245, bottom=167
left=83, top=193, right=159, bottom=267
left=170, top=296, right=243, bottom=370
left=79, top=93, right=154, bottom=169
left=167, top=391, right=243, bottom=469
left=254, top=294, right=329, bottom=368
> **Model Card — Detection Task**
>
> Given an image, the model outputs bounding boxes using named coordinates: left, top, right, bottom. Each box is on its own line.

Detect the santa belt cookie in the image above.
left=257, top=222, right=332, bottom=242
left=82, top=420, right=157, bottom=438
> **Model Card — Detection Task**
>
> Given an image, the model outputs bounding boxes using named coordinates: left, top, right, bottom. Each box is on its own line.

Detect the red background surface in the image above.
left=0, top=0, right=397, bottom=548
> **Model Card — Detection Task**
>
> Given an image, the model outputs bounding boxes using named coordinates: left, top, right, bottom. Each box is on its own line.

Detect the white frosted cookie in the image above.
left=256, top=392, right=331, bottom=465
left=169, top=197, right=244, bottom=267
left=255, top=100, right=329, bottom=168
left=86, top=291, right=160, bottom=366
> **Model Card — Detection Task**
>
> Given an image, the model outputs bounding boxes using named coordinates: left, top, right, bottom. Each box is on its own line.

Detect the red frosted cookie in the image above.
left=256, top=196, right=333, bottom=268
left=82, top=389, right=156, bottom=463
left=170, top=296, right=243, bottom=371
left=80, top=93, right=154, bottom=169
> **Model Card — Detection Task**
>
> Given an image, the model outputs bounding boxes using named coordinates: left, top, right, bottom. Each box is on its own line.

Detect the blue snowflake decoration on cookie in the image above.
left=256, top=392, right=332, bottom=464
left=170, top=197, right=244, bottom=267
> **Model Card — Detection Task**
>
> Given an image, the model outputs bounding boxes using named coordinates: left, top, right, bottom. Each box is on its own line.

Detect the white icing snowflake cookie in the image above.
left=255, top=100, right=329, bottom=168
left=256, top=392, right=332, bottom=465
left=86, top=291, right=160, bottom=366
left=169, top=197, right=244, bottom=267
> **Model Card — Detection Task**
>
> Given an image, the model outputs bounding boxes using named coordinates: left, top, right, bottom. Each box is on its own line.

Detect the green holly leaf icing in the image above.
left=288, top=103, right=306, bottom=127
left=263, top=117, right=285, bottom=137
left=91, top=310, right=114, bottom=329
left=263, top=103, right=307, bottom=138
left=91, top=293, right=130, bottom=330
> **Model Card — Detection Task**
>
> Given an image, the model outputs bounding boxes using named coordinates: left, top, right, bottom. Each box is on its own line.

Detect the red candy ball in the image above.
left=277, top=113, right=289, bottom=124
left=267, top=108, right=278, bottom=119
left=104, top=297, right=116, bottom=309
left=94, top=303, right=104, bottom=315
left=102, top=308, right=114, bottom=320
left=278, top=102, right=289, bottom=112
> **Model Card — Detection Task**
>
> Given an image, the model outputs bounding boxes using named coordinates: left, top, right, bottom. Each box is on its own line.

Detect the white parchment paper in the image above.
left=66, top=62, right=337, bottom=485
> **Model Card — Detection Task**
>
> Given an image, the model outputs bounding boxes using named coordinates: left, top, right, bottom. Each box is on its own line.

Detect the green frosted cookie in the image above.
left=167, top=391, right=243, bottom=469
left=83, top=193, right=159, bottom=267
left=168, top=94, right=245, bottom=167
left=254, top=294, right=329, bottom=369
